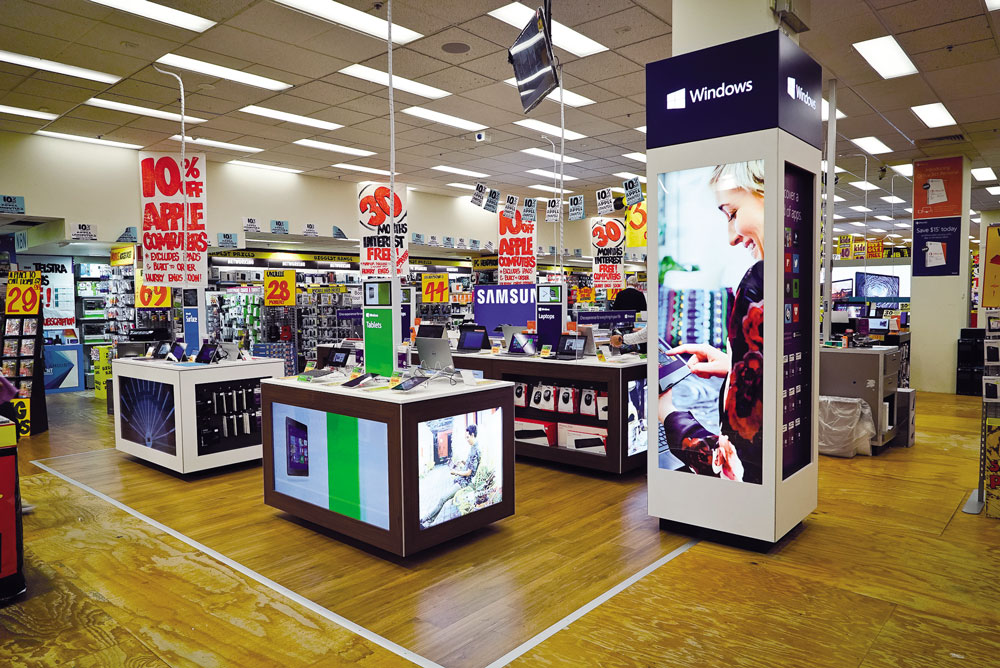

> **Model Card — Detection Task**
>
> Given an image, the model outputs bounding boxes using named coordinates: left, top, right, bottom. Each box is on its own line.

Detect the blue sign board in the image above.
left=912, top=216, right=961, bottom=276
left=473, top=284, right=536, bottom=335
left=536, top=303, right=563, bottom=350
left=183, top=307, right=201, bottom=356
left=43, top=344, right=85, bottom=393
left=0, top=195, right=25, bottom=215
left=117, top=226, right=138, bottom=243
left=217, top=233, right=239, bottom=249
left=577, top=310, right=636, bottom=331
left=645, top=30, right=822, bottom=150
left=270, top=219, right=290, bottom=234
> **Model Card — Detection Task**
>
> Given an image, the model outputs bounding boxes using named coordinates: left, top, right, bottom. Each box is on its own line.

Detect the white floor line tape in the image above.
left=30, top=460, right=444, bottom=668
left=29, top=449, right=117, bottom=463
left=481, top=538, right=700, bottom=668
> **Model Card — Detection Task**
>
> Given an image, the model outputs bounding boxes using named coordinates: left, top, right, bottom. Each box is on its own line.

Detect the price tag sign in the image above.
left=302, top=222, right=318, bottom=237
left=135, top=269, right=170, bottom=309
left=546, top=199, right=560, bottom=222
left=471, top=182, right=487, bottom=207
left=421, top=273, right=450, bottom=303
left=243, top=217, right=261, bottom=233
left=577, top=286, right=594, bottom=302
left=264, top=269, right=296, bottom=306
left=522, top=198, right=537, bottom=222
left=502, top=194, right=519, bottom=218
left=270, top=219, right=290, bottom=234
left=69, top=222, right=98, bottom=241
left=596, top=188, right=614, bottom=215
left=569, top=195, right=585, bottom=221
left=623, top=178, right=643, bottom=206
left=4, top=270, right=41, bottom=316
left=484, top=189, right=501, bottom=213
left=217, top=233, right=239, bottom=249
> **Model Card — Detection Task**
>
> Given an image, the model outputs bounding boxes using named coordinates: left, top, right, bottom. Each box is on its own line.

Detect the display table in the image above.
left=261, top=375, right=514, bottom=556
left=0, top=420, right=24, bottom=603
left=819, top=346, right=900, bottom=452
left=414, top=350, right=647, bottom=474
left=112, top=357, right=286, bottom=473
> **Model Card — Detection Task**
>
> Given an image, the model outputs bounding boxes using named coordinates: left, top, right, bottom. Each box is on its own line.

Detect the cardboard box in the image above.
left=557, top=422, right=608, bottom=454
left=515, top=418, right=558, bottom=446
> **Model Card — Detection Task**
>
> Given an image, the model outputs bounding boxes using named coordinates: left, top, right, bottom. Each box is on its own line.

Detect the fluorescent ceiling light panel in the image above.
left=156, top=53, right=291, bottom=91
left=0, top=104, right=56, bottom=120
left=850, top=136, right=892, bottom=155
left=86, top=97, right=206, bottom=123
left=986, top=186, right=1000, bottom=195
left=973, top=217, right=982, bottom=223
left=890, top=164, right=913, bottom=177
left=972, top=167, right=997, bottom=181
left=895, top=222, right=911, bottom=228
left=0, top=49, right=119, bottom=84
left=833, top=214, right=845, bottom=220
left=529, top=184, right=574, bottom=194
left=821, top=99, right=846, bottom=121
left=521, top=147, right=581, bottom=163
left=331, top=163, right=396, bottom=175
left=239, top=105, right=341, bottom=130
left=36, top=130, right=141, bottom=149
left=887, top=234, right=902, bottom=238
left=875, top=215, right=893, bottom=221
left=635, top=126, right=646, bottom=133
left=402, top=106, right=485, bottom=131
left=852, top=35, right=918, bottom=79
left=820, top=194, right=846, bottom=202
left=431, top=165, right=489, bottom=178
left=447, top=183, right=476, bottom=190
left=850, top=205, right=872, bottom=212
left=881, top=195, right=905, bottom=204
left=911, top=102, right=956, bottom=128
left=488, top=3, right=607, bottom=58
left=849, top=221, right=866, bottom=227
left=513, top=119, right=586, bottom=140
left=614, top=171, right=646, bottom=184
left=273, top=0, right=422, bottom=44
left=904, top=207, right=913, bottom=213
left=246, top=238, right=305, bottom=244
left=338, top=64, right=449, bottom=99
left=293, top=138, right=375, bottom=156
left=526, top=168, right=577, bottom=181
left=973, top=238, right=981, bottom=243
left=611, top=187, right=625, bottom=193
left=989, top=0, right=1000, bottom=10
left=821, top=160, right=846, bottom=173
left=502, top=78, right=594, bottom=107
left=85, top=0, right=215, bottom=32
left=171, top=135, right=263, bottom=153
left=833, top=227, right=846, bottom=232
left=622, top=152, right=646, bottom=163
left=229, top=160, right=302, bottom=173
left=849, top=180, right=880, bottom=191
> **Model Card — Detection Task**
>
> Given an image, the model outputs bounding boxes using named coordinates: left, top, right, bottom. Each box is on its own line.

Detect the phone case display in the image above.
left=253, top=341, right=297, bottom=376
left=209, top=290, right=264, bottom=345
left=105, top=264, right=135, bottom=343
left=194, top=378, right=265, bottom=456
left=297, top=287, right=362, bottom=361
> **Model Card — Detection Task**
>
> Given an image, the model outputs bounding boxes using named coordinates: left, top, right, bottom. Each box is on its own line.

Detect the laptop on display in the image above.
left=550, top=334, right=586, bottom=360
left=416, top=337, right=454, bottom=371
left=504, top=333, right=536, bottom=356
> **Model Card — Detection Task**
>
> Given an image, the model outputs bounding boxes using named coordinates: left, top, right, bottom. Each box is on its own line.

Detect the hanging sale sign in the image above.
left=502, top=194, right=519, bottom=219
left=569, top=195, right=585, bottom=221
left=358, top=183, right=409, bottom=278
left=484, top=189, right=501, bottom=213
left=498, top=209, right=536, bottom=285
left=139, top=151, right=209, bottom=288
left=471, top=183, right=487, bottom=207
left=522, top=198, right=537, bottom=222
left=623, top=178, right=643, bottom=206
left=421, top=273, right=449, bottom=303
left=596, top=187, right=614, bottom=215
left=591, top=218, right=626, bottom=290
left=983, top=226, right=1000, bottom=308
left=135, top=268, right=170, bottom=310
left=264, top=269, right=296, bottom=307
left=4, top=270, right=41, bottom=316
left=545, top=199, right=559, bottom=222
left=625, top=199, right=647, bottom=248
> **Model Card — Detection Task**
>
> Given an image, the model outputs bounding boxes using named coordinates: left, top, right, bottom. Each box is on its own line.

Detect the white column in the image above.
left=672, top=0, right=781, bottom=55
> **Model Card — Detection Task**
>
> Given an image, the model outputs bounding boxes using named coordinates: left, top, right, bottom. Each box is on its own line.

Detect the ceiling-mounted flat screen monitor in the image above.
left=508, top=7, right=559, bottom=114
left=830, top=279, right=853, bottom=301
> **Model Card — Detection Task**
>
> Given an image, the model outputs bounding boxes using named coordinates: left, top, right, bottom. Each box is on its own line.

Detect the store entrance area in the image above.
left=4, top=389, right=997, bottom=667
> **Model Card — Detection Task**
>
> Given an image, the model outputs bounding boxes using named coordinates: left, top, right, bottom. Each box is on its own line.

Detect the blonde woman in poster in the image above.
left=658, top=160, right=765, bottom=484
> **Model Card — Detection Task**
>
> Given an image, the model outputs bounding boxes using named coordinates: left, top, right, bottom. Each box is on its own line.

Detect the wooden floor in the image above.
left=3, top=391, right=998, bottom=667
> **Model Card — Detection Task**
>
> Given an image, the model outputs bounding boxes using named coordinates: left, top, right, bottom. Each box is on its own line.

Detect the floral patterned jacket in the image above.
left=663, top=261, right=764, bottom=484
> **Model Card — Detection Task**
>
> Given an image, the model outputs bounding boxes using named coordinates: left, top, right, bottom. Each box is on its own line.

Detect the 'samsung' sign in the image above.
left=473, top=284, right=537, bottom=334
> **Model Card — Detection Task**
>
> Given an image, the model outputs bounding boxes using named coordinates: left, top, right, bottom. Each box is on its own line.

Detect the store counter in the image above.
left=112, top=357, right=286, bottom=473
left=261, top=375, right=514, bottom=556
left=416, top=350, right=647, bottom=474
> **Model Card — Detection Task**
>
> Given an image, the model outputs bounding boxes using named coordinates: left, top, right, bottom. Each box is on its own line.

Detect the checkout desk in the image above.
left=261, top=374, right=515, bottom=556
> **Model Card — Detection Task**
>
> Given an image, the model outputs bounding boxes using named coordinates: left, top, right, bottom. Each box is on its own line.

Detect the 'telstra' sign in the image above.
left=646, top=30, right=822, bottom=150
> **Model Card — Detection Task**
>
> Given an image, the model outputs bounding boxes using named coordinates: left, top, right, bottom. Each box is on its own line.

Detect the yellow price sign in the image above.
left=421, top=273, right=449, bottom=303
left=577, top=286, right=594, bottom=303
left=5, top=270, right=41, bottom=316
left=136, top=269, right=170, bottom=309
left=264, top=270, right=296, bottom=306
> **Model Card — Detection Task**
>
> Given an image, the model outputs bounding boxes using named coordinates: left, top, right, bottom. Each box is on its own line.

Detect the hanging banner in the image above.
left=568, top=195, right=585, bottom=221
left=913, top=216, right=961, bottom=276
left=912, top=157, right=962, bottom=219
left=623, top=178, right=643, bottom=207
left=852, top=240, right=866, bottom=259
left=523, top=198, right=537, bottom=222
left=545, top=198, right=560, bottom=222
left=866, top=240, right=883, bottom=258
left=502, top=194, right=519, bottom=219
left=591, top=218, right=626, bottom=290
left=625, top=199, right=647, bottom=248
left=498, top=209, right=536, bottom=285
left=135, top=268, right=170, bottom=310
left=471, top=183, right=487, bottom=207
left=243, top=217, right=261, bottom=233
left=983, top=226, right=1000, bottom=308
left=484, top=189, right=501, bottom=213
left=18, top=256, right=75, bottom=328
left=264, top=269, right=296, bottom=306
left=358, top=183, right=408, bottom=278
left=139, top=151, right=209, bottom=288
left=595, top=187, right=614, bottom=215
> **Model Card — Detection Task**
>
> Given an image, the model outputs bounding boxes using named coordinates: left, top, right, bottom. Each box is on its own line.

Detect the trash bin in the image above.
left=819, top=395, right=876, bottom=458
left=0, top=419, right=25, bottom=604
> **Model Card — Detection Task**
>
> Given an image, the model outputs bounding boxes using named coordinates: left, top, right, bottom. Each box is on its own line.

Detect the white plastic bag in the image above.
left=819, top=396, right=876, bottom=458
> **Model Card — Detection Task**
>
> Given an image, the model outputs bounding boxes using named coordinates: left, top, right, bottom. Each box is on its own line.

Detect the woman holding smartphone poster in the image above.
left=657, top=160, right=765, bottom=484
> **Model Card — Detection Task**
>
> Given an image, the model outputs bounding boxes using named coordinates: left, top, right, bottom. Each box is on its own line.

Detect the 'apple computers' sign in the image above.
left=645, top=31, right=822, bottom=150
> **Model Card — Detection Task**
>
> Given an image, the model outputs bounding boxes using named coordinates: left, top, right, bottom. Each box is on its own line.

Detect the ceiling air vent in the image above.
left=916, top=133, right=966, bottom=147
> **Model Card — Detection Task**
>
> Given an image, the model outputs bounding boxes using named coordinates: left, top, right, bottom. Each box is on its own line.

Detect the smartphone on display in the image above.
left=392, top=375, right=430, bottom=392
left=341, top=372, right=375, bottom=388
left=658, top=337, right=691, bottom=393
left=286, top=417, right=309, bottom=477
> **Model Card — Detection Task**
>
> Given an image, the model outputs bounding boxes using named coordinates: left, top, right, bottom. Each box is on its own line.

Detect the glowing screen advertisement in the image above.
left=418, top=408, right=503, bottom=529
left=657, top=161, right=764, bottom=484
left=119, top=377, right=177, bottom=455
left=272, top=403, right=390, bottom=530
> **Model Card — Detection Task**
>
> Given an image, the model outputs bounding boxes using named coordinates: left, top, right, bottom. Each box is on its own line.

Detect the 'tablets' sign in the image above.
left=645, top=31, right=822, bottom=150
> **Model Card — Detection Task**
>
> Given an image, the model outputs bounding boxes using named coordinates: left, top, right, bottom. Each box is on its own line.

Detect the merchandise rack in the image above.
left=0, top=307, right=48, bottom=435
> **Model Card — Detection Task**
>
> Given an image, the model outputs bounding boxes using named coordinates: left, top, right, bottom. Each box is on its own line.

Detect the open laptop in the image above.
left=503, top=332, right=536, bottom=356
left=416, top=337, right=453, bottom=371
left=500, top=324, right=523, bottom=349
left=547, top=334, right=585, bottom=360
left=576, top=324, right=597, bottom=356
left=416, top=323, right=446, bottom=339
left=457, top=328, right=488, bottom=352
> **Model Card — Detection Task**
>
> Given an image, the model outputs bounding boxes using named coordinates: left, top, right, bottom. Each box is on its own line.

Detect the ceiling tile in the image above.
left=617, top=33, right=672, bottom=65
left=285, top=81, right=364, bottom=107
left=360, top=49, right=452, bottom=79
left=187, top=26, right=348, bottom=80
left=0, top=25, right=72, bottom=60
left=924, top=58, right=1000, bottom=101
left=911, top=39, right=1000, bottom=72
left=223, top=1, right=333, bottom=43
left=572, top=6, right=669, bottom=51
left=878, top=0, right=983, bottom=33
left=407, top=27, right=505, bottom=66
left=4, top=0, right=99, bottom=42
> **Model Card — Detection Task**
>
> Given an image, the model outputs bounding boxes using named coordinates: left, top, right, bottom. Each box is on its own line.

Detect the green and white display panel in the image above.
left=271, top=402, right=390, bottom=529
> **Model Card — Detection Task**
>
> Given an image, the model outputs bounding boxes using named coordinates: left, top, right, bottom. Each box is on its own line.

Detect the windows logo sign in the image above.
left=666, top=88, right=686, bottom=110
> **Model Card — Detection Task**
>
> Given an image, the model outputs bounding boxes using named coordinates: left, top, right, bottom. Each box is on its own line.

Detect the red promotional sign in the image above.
left=498, top=208, right=536, bottom=285
left=591, top=217, right=626, bottom=290
left=912, top=156, right=962, bottom=219
left=139, top=152, right=209, bottom=287
left=358, top=183, right=409, bottom=278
